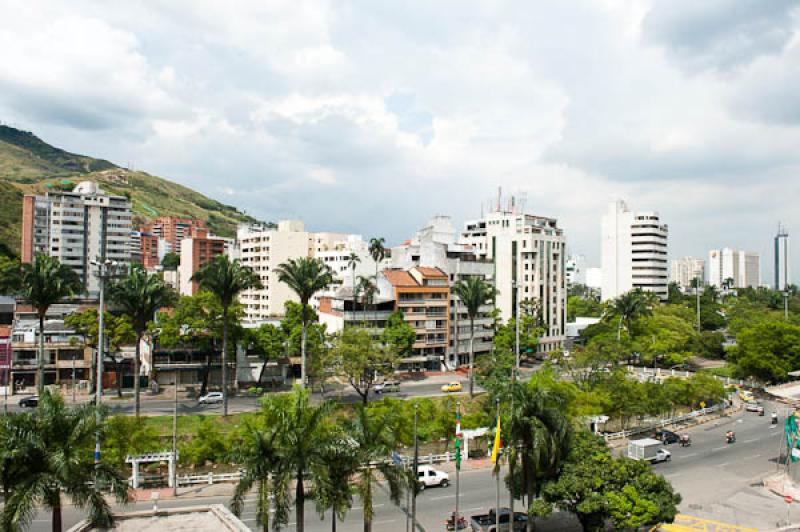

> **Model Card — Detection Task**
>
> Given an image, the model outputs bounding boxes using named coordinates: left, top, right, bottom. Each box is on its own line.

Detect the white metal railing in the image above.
left=603, top=403, right=725, bottom=441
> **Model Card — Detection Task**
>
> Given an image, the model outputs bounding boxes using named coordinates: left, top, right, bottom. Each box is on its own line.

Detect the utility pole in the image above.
left=172, top=369, right=179, bottom=497
left=495, top=398, right=501, bottom=530
left=454, top=401, right=461, bottom=527
left=695, top=277, right=701, bottom=333
left=785, top=291, right=790, bottom=321
left=411, top=404, right=419, bottom=530
left=92, top=259, right=116, bottom=478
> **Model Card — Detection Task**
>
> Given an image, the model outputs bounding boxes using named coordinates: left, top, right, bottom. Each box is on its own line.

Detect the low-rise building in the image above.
left=10, top=318, right=89, bottom=387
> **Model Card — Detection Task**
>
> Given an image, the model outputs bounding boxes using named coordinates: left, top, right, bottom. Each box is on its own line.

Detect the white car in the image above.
left=652, top=449, right=671, bottom=463
left=374, top=380, right=401, bottom=394
left=416, top=465, right=449, bottom=489
left=198, top=392, right=223, bottom=405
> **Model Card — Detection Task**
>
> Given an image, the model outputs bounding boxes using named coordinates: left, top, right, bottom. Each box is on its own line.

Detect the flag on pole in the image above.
left=491, top=414, right=502, bottom=465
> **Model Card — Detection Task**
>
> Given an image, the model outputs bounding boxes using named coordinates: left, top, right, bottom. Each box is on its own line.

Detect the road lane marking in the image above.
left=743, top=438, right=758, bottom=444
left=681, top=453, right=697, bottom=458
left=711, top=446, right=727, bottom=451
left=464, top=507, right=484, bottom=512
left=717, top=462, right=729, bottom=467
left=430, top=494, right=455, bottom=500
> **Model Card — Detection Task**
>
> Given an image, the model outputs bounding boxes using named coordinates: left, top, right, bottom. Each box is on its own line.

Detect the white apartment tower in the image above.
left=708, top=248, right=760, bottom=289
left=461, top=208, right=566, bottom=353
left=670, top=257, right=705, bottom=291
left=21, top=181, right=132, bottom=294
left=601, top=200, right=669, bottom=301
left=775, top=224, right=791, bottom=291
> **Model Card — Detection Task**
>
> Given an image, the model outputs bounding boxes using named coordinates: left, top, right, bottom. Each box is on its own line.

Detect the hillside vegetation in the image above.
left=0, top=125, right=260, bottom=257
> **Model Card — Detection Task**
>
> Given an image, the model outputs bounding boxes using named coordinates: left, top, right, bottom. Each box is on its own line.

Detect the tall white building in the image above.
left=601, top=200, right=668, bottom=301
left=708, top=248, right=760, bottom=289
left=391, top=216, right=494, bottom=367
left=237, top=221, right=370, bottom=323
left=21, top=181, right=132, bottom=294
left=461, top=208, right=566, bottom=353
left=565, top=254, right=587, bottom=286
left=670, top=257, right=705, bottom=291
left=775, top=224, right=791, bottom=291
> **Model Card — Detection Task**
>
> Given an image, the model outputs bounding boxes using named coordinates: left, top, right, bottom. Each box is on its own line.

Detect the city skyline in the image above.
left=1, top=1, right=798, bottom=280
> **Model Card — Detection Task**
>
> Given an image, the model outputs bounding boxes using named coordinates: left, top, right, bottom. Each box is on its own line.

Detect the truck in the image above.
left=627, top=438, right=671, bottom=463
left=470, top=508, right=527, bottom=531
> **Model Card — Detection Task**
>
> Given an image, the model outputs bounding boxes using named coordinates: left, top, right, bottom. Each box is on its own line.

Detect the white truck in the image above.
left=627, top=438, right=671, bottom=463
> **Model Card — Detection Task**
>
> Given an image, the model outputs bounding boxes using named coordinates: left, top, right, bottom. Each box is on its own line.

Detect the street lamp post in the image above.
left=784, top=291, right=790, bottom=321
left=411, top=404, right=419, bottom=530
left=172, top=369, right=179, bottom=497
left=91, top=259, right=116, bottom=476
left=695, top=277, right=701, bottom=333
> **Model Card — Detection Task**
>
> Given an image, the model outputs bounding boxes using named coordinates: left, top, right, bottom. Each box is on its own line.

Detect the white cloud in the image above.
left=0, top=0, right=798, bottom=281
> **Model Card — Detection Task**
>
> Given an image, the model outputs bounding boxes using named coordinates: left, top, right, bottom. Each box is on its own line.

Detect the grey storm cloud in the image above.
left=642, top=0, right=799, bottom=72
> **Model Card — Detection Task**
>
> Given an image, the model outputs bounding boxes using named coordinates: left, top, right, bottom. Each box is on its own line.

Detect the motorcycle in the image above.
left=680, top=434, right=691, bottom=447
left=772, top=412, right=779, bottom=425
left=726, top=431, right=736, bottom=444
left=446, top=514, right=468, bottom=531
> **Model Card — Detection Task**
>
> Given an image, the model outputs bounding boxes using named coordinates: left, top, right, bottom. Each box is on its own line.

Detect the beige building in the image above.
left=670, top=257, right=705, bottom=291
left=708, top=248, right=760, bottom=289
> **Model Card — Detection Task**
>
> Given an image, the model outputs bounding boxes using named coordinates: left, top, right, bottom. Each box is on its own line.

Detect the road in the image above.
left=24, top=467, right=581, bottom=532
left=648, top=398, right=791, bottom=529
left=2, top=377, right=479, bottom=415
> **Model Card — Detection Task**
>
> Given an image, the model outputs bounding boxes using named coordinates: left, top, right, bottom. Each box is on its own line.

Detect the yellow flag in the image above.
left=491, top=415, right=502, bottom=464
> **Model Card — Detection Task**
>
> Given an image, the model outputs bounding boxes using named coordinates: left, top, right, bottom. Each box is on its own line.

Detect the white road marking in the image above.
left=717, top=462, right=729, bottom=468
left=681, top=453, right=698, bottom=458
left=743, top=438, right=758, bottom=444
left=431, top=494, right=456, bottom=500
left=711, top=446, right=728, bottom=451
left=464, top=507, right=484, bottom=512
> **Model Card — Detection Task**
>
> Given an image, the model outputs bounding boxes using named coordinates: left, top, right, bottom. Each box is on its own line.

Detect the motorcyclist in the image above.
left=680, top=434, right=691, bottom=447
left=772, top=411, right=779, bottom=425
left=726, top=430, right=736, bottom=443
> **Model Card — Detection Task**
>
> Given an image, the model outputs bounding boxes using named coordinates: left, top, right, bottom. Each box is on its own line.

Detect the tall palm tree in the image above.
left=1, top=390, right=130, bottom=531
left=275, top=258, right=333, bottom=388
left=260, top=386, right=337, bottom=532
left=313, top=431, right=359, bottom=532
left=508, top=384, right=571, bottom=531
left=368, top=237, right=386, bottom=290
left=192, top=256, right=262, bottom=416
left=355, top=275, right=377, bottom=325
left=108, top=265, right=177, bottom=417
left=231, top=426, right=289, bottom=532
left=19, top=256, right=84, bottom=394
left=346, top=253, right=361, bottom=321
left=452, top=277, right=496, bottom=398
left=347, top=406, right=406, bottom=532
left=608, top=288, right=652, bottom=342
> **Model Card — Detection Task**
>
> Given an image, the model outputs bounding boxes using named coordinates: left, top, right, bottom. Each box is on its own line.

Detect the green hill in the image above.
left=0, top=125, right=261, bottom=257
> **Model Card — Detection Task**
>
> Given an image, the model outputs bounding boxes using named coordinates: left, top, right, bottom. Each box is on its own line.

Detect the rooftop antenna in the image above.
left=497, top=186, right=502, bottom=212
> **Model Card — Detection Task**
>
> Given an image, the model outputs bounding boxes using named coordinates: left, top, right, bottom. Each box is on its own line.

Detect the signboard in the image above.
left=785, top=495, right=794, bottom=504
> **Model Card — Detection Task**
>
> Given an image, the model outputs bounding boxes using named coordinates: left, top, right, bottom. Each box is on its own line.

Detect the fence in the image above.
left=603, top=403, right=725, bottom=441
left=626, top=366, right=760, bottom=389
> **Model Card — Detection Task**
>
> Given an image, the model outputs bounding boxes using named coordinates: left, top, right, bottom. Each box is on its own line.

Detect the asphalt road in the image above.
left=22, top=467, right=580, bottom=532
left=2, top=378, right=478, bottom=416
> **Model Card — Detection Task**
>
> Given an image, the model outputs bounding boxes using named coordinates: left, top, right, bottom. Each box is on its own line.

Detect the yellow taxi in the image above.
left=739, top=390, right=754, bottom=402
left=441, top=382, right=462, bottom=393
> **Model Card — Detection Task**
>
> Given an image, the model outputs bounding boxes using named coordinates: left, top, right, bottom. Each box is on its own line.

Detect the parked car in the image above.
left=416, top=465, right=449, bottom=489
left=18, top=396, right=38, bottom=408
left=198, top=392, right=223, bottom=405
left=442, top=382, right=462, bottom=393
left=374, top=380, right=401, bottom=394
left=655, top=429, right=680, bottom=445
left=745, top=401, right=764, bottom=414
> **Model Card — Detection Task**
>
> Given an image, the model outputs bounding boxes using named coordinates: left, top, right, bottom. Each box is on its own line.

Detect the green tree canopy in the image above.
left=327, top=327, right=398, bottom=405
left=161, top=251, right=180, bottom=270
left=729, top=320, right=800, bottom=382
left=380, top=310, right=415, bottom=357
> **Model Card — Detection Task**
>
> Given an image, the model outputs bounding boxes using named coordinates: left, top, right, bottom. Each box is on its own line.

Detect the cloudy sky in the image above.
left=1, top=0, right=799, bottom=282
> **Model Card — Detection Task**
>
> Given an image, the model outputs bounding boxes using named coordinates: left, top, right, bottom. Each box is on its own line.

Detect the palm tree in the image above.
left=275, top=258, right=333, bottom=388
left=313, top=431, right=359, bottom=532
left=192, top=255, right=262, bottom=416
left=452, top=277, right=496, bottom=398
left=508, top=384, right=571, bottom=531
left=0, top=256, right=21, bottom=295
left=368, top=237, right=386, bottom=296
left=108, top=265, right=176, bottom=417
left=608, top=288, right=652, bottom=342
left=1, top=390, right=130, bottom=531
left=260, top=386, right=337, bottom=532
left=19, top=256, right=84, bottom=394
left=346, top=253, right=361, bottom=321
left=231, top=426, right=289, bottom=532
left=355, top=275, right=377, bottom=324
left=347, top=406, right=406, bottom=532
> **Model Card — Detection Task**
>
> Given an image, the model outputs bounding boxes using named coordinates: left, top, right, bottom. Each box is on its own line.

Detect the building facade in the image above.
left=461, top=208, right=566, bottom=353
left=565, top=255, right=587, bottom=286
left=21, top=181, right=132, bottom=293
left=140, top=217, right=207, bottom=255
left=391, top=216, right=494, bottom=368
left=708, top=248, right=760, bottom=289
left=670, top=257, right=705, bottom=291
left=601, top=200, right=669, bottom=301
left=775, top=224, right=791, bottom=291
left=178, top=235, right=229, bottom=296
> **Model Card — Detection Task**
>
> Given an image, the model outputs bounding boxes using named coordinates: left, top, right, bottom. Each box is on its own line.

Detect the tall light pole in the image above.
left=91, top=259, right=116, bottom=474
left=172, top=369, right=179, bottom=497
left=454, top=400, right=461, bottom=527
left=784, top=291, right=790, bottom=321
left=411, top=404, right=419, bottom=530
left=695, top=277, right=702, bottom=333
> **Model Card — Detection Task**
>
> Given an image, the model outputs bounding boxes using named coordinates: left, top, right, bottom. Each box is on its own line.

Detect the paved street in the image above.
left=649, top=398, right=791, bottom=529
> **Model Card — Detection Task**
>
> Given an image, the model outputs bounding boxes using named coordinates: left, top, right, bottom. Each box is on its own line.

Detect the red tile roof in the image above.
left=415, top=266, right=447, bottom=278
left=383, top=269, right=417, bottom=287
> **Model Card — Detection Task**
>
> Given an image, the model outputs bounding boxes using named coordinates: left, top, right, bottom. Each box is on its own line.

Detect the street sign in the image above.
left=700, top=401, right=706, bottom=409
left=785, top=495, right=793, bottom=504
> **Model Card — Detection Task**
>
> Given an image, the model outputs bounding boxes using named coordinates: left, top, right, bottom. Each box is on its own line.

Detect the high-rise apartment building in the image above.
left=670, top=257, right=705, bottom=291
left=708, top=248, right=760, bottom=289
left=130, top=231, right=170, bottom=270
left=775, top=224, right=791, bottom=291
left=601, top=200, right=669, bottom=301
left=565, top=255, right=587, bottom=286
left=391, top=216, right=494, bottom=368
left=141, top=217, right=207, bottom=255
left=460, top=207, right=566, bottom=353
left=21, top=181, right=132, bottom=293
